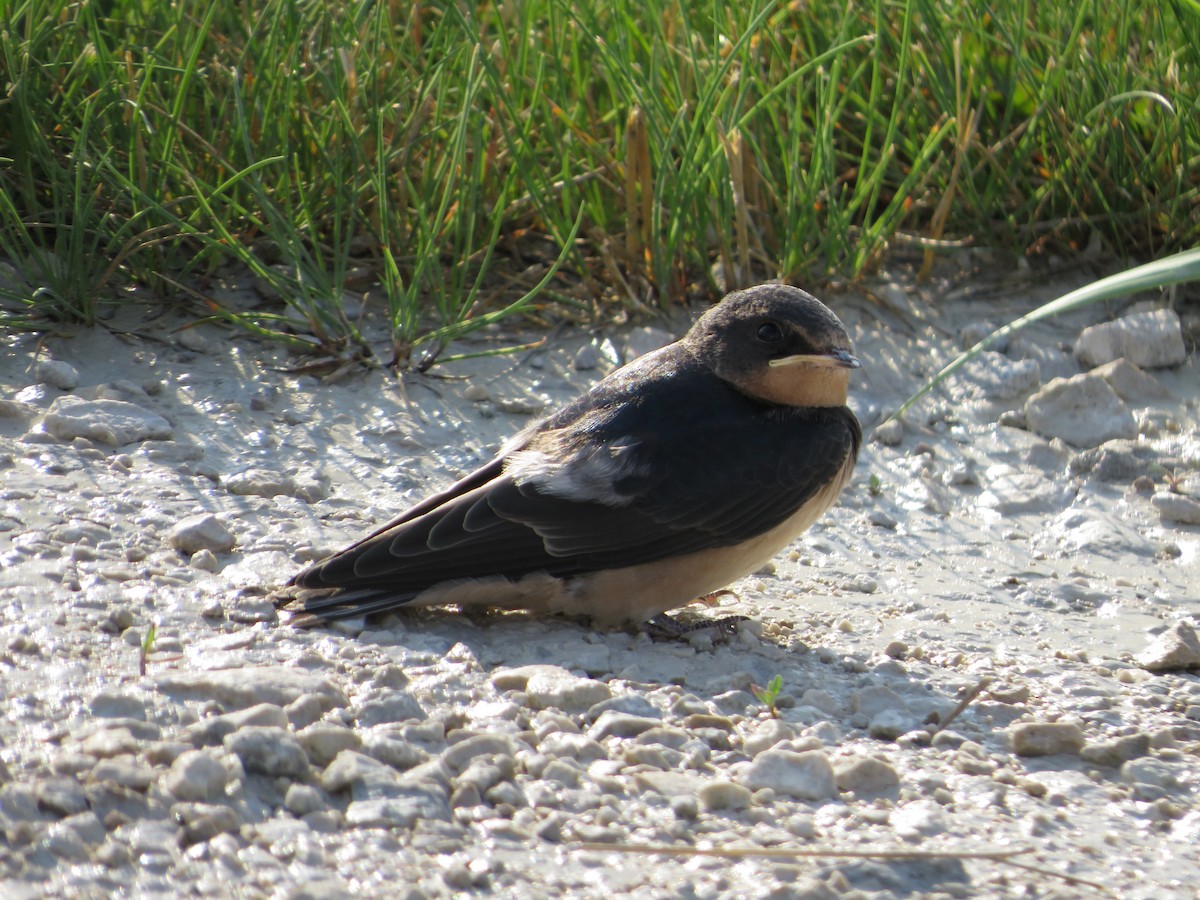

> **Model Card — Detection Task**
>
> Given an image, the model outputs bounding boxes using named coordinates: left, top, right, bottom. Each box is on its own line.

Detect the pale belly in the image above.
left=407, top=450, right=855, bottom=627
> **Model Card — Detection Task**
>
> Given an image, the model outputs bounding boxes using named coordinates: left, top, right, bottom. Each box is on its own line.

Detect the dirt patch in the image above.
left=0, top=262, right=1197, bottom=897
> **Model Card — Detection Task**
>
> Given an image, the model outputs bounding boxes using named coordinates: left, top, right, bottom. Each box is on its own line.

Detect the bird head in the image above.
left=686, top=283, right=860, bottom=408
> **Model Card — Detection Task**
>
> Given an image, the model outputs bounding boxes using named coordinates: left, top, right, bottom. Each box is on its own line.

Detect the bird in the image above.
left=275, top=283, right=862, bottom=632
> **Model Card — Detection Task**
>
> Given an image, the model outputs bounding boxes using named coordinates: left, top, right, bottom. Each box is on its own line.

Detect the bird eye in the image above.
left=756, top=322, right=783, bottom=343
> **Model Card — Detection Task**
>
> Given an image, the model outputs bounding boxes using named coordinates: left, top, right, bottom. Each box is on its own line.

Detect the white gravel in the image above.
left=0, top=261, right=1197, bottom=898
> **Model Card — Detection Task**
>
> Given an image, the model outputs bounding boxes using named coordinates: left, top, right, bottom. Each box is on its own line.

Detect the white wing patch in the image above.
left=505, top=439, right=646, bottom=507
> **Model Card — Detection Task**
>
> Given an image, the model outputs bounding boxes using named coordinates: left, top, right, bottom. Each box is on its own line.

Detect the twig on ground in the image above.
left=574, top=842, right=1112, bottom=894
left=930, top=675, right=993, bottom=735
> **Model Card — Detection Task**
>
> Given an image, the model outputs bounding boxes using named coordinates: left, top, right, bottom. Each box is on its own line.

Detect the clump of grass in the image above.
left=2, top=0, right=1197, bottom=360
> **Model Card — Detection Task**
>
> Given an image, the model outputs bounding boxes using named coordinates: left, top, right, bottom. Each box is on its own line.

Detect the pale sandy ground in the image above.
left=0, top=258, right=1197, bottom=898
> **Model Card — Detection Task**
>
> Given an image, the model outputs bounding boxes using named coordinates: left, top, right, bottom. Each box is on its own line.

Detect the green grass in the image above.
left=1, top=0, right=1197, bottom=365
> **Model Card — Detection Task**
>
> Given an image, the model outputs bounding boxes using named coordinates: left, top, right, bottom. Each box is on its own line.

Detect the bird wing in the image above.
left=491, top=401, right=860, bottom=567
left=287, top=365, right=859, bottom=619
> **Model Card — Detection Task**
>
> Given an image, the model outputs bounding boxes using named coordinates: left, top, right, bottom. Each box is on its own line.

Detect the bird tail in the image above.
left=270, top=585, right=417, bottom=627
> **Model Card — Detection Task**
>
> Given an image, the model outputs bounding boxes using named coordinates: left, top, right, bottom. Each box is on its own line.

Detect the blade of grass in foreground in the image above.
left=894, top=248, right=1200, bottom=420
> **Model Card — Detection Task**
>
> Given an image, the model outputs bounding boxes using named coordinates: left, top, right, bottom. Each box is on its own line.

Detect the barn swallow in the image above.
left=276, top=283, right=862, bottom=630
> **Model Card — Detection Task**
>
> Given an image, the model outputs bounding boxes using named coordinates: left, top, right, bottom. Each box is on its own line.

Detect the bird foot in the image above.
left=694, top=589, right=740, bottom=608
left=640, top=613, right=748, bottom=642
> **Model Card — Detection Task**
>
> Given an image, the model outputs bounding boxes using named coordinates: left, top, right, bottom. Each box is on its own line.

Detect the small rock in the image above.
left=164, top=750, right=229, bottom=802
left=225, top=593, right=278, bottom=625
left=1151, top=492, right=1200, bottom=526
left=143, top=744, right=193, bottom=774
left=742, top=719, right=797, bottom=757
left=80, top=727, right=140, bottom=758
left=90, top=759, right=155, bottom=791
left=801, top=689, right=839, bottom=715
left=959, top=352, right=1040, bottom=400
left=370, top=664, right=409, bottom=690
left=977, top=465, right=1067, bottom=513
left=173, top=802, right=240, bottom=845
left=285, top=694, right=327, bottom=730
left=36, top=778, right=89, bottom=817
left=835, top=757, right=900, bottom=794
left=299, top=723, right=362, bottom=767
left=53, top=752, right=96, bottom=776
left=1136, top=621, right=1200, bottom=672
left=362, top=734, right=425, bottom=771
left=1091, top=358, right=1171, bottom=403
left=95, top=839, right=133, bottom=868
left=540, top=758, right=583, bottom=787
left=624, top=326, right=674, bottom=360
left=176, top=326, right=215, bottom=353
left=442, top=735, right=517, bottom=774
left=996, top=409, right=1026, bottom=429
left=851, top=685, right=907, bottom=719
left=168, top=513, right=235, bottom=555
left=892, top=799, right=948, bottom=838
left=491, top=664, right=570, bottom=692
left=0, top=399, right=37, bottom=420
left=1024, top=373, right=1136, bottom=449
left=190, top=548, right=221, bottom=572
left=456, top=760, right=507, bottom=796
left=1068, top=440, right=1158, bottom=483
left=869, top=508, right=899, bottom=531
left=587, top=694, right=661, bottom=723
left=588, top=712, right=661, bottom=740
left=1121, top=758, right=1181, bottom=790
left=90, top=689, right=147, bottom=720
left=344, top=788, right=450, bottom=829
left=45, top=827, right=91, bottom=861
left=288, top=879, right=352, bottom=900
left=1080, top=732, right=1151, bottom=767
left=1045, top=507, right=1152, bottom=559
left=140, top=440, right=204, bottom=463
left=35, top=359, right=80, bottom=390
left=572, top=344, right=600, bottom=371
left=157, top=667, right=348, bottom=711
left=321, top=750, right=394, bottom=793
left=632, top=771, right=703, bottom=798
left=495, top=396, right=545, bottom=416
left=223, top=467, right=297, bottom=498
left=538, top=732, right=607, bottom=764
left=41, top=397, right=173, bottom=446
left=739, top=749, right=837, bottom=800
left=698, top=780, right=751, bottom=811
left=354, top=693, right=425, bottom=726
left=960, top=321, right=1006, bottom=352
left=56, top=811, right=105, bottom=848
left=843, top=574, right=879, bottom=594
left=182, top=702, right=289, bottom=747
left=1075, top=309, right=1186, bottom=369
left=524, top=672, right=612, bottom=712
left=868, top=710, right=912, bottom=741
left=873, top=419, right=904, bottom=446
left=285, top=783, right=326, bottom=816
left=1008, top=721, right=1085, bottom=756
left=223, top=727, right=310, bottom=777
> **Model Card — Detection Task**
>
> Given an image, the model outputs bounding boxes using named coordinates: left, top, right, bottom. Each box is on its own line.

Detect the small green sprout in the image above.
left=139, top=623, right=157, bottom=677
left=751, top=674, right=784, bottom=718
left=868, top=473, right=884, bottom=497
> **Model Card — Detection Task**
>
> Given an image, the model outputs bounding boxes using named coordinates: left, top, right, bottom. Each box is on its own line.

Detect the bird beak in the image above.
left=768, top=349, right=861, bottom=370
